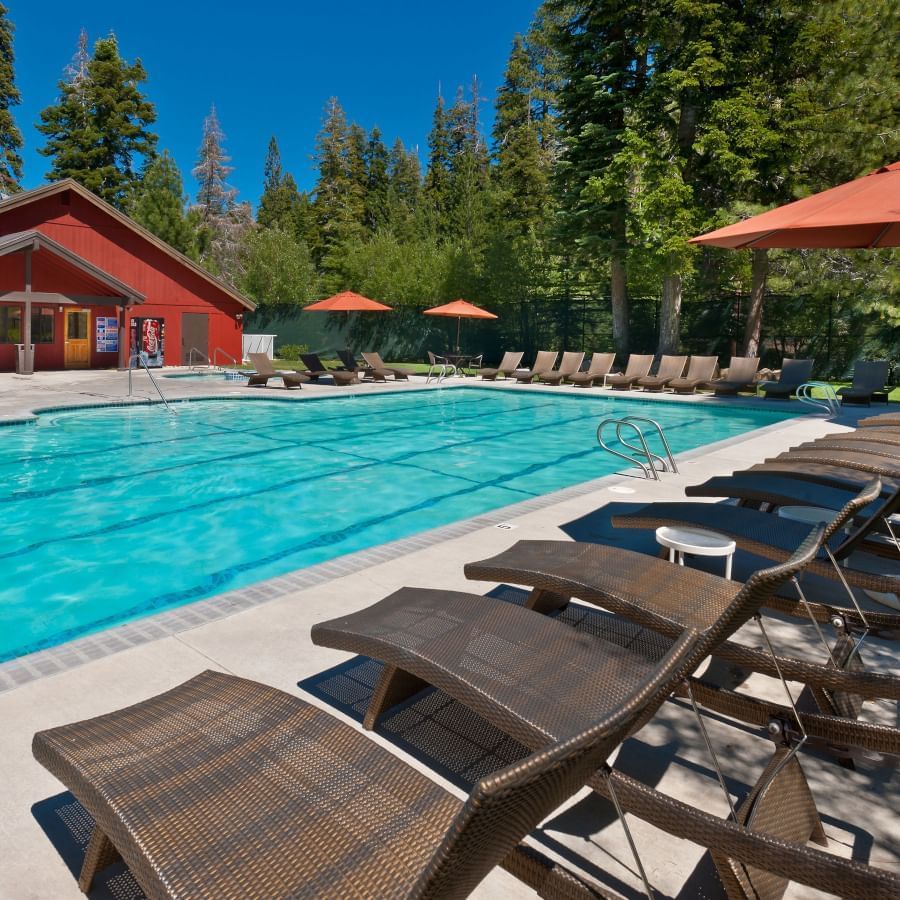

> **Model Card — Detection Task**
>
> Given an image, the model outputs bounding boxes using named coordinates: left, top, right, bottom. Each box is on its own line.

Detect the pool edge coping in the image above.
left=0, top=408, right=808, bottom=693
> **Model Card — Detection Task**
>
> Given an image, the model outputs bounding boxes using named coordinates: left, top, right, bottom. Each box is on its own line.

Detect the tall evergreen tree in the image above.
left=192, top=104, right=236, bottom=221
left=257, top=135, right=306, bottom=233
left=130, top=150, right=197, bottom=257
left=38, top=33, right=157, bottom=208
left=346, top=122, right=369, bottom=228
left=0, top=3, right=23, bottom=194
left=364, top=127, right=390, bottom=229
left=424, top=93, right=452, bottom=226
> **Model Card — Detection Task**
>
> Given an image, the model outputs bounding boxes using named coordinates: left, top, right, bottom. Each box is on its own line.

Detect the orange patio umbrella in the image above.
left=424, top=299, right=498, bottom=352
left=690, top=162, right=900, bottom=249
left=303, top=291, right=393, bottom=312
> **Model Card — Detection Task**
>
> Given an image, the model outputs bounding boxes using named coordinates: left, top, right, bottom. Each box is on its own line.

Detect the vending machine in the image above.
left=130, top=317, right=166, bottom=367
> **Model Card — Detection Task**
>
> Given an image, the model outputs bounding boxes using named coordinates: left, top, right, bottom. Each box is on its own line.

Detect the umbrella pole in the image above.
left=456, top=316, right=461, bottom=353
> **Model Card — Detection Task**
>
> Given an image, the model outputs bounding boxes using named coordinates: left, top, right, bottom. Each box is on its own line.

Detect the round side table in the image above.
left=655, top=525, right=737, bottom=580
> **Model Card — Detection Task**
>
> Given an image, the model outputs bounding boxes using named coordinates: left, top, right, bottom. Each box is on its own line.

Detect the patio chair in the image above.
left=537, top=350, right=585, bottom=385
left=310, top=526, right=900, bottom=898
left=337, top=349, right=387, bottom=382
left=838, top=360, right=890, bottom=406
left=757, top=358, right=815, bottom=399
left=668, top=356, right=719, bottom=394
left=362, top=351, right=412, bottom=381
left=635, top=355, right=688, bottom=392
left=512, top=349, right=558, bottom=383
left=299, top=352, right=360, bottom=385
left=860, top=413, right=900, bottom=428
left=605, top=354, right=654, bottom=390
left=567, top=352, right=617, bottom=388
left=425, top=350, right=456, bottom=383
left=706, top=357, right=760, bottom=395
left=477, top=350, right=523, bottom=380
left=246, top=353, right=307, bottom=389
left=32, top=641, right=700, bottom=898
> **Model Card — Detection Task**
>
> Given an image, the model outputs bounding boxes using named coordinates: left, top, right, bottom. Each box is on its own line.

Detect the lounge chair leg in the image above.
left=79, top=826, right=120, bottom=893
left=364, top=664, right=429, bottom=730
left=523, top=587, right=569, bottom=614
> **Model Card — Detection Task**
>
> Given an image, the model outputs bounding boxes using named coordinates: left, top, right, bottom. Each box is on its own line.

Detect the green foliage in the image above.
left=130, top=150, right=198, bottom=258
left=257, top=135, right=310, bottom=238
left=239, top=226, right=318, bottom=307
left=0, top=3, right=23, bottom=194
left=38, top=33, right=157, bottom=209
left=275, top=343, right=307, bottom=359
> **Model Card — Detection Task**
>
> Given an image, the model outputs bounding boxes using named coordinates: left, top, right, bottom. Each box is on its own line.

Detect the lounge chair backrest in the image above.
left=413, top=625, right=700, bottom=896
left=684, top=355, right=718, bottom=381
left=337, top=349, right=359, bottom=370
left=725, top=357, right=760, bottom=382
left=587, top=352, right=616, bottom=375
left=655, top=355, right=688, bottom=379
left=300, top=352, right=325, bottom=372
left=834, top=477, right=898, bottom=559
left=362, top=351, right=387, bottom=369
left=852, top=360, right=889, bottom=390
left=248, top=353, right=275, bottom=375
left=623, top=354, right=654, bottom=377
left=531, top=350, right=558, bottom=372
left=777, top=358, right=814, bottom=385
left=497, top=351, right=524, bottom=371
left=558, top=351, right=585, bottom=375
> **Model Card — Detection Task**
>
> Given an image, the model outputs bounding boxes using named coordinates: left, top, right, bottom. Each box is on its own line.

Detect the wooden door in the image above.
left=64, top=309, right=90, bottom=368
left=181, top=313, right=209, bottom=364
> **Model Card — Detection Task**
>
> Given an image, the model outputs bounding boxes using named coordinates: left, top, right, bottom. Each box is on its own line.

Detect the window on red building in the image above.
left=0, top=307, right=55, bottom=343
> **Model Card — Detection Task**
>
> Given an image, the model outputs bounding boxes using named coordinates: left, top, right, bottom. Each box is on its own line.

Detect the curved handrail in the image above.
left=796, top=381, right=839, bottom=417
left=597, top=418, right=660, bottom=480
left=212, top=346, right=238, bottom=369
left=618, top=416, right=680, bottom=474
left=187, top=346, right=210, bottom=370
left=127, top=353, right=174, bottom=413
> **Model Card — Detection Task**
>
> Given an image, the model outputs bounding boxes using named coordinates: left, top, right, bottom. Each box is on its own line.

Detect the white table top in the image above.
left=775, top=505, right=833, bottom=525
left=655, top=525, right=736, bottom=556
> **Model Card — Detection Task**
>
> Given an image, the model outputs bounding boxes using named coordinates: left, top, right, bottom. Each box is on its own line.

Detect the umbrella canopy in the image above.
left=690, top=162, right=900, bottom=249
left=304, top=291, right=392, bottom=312
left=424, top=299, right=498, bottom=352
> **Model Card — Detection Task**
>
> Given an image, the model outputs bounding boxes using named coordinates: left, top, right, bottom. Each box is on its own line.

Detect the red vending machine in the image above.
left=130, top=317, right=166, bottom=367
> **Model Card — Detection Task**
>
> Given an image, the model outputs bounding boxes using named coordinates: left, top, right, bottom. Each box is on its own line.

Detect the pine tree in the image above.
left=312, top=97, right=357, bottom=262
left=192, top=105, right=236, bottom=221
left=38, top=33, right=157, bottom=208
left=257, top=136, right=306, bottom=233
left=0, top=3, right=23, bottom=194
left=346, top=122, right=369, bottom=228
left=424, top=93, right=452, bottom=226
left=130, top=150, right=197, bottom=257
left=364, top=127, right=390, bottom=229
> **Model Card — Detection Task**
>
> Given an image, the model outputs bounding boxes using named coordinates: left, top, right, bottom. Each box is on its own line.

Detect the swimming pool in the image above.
left=0, top=389, right=795, bottom=661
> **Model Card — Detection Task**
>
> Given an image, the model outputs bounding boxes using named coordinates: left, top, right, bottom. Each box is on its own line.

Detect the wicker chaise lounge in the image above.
left=337, top=349, right=387, bottom=382
left=757, top=358, right=815, bottom=399
left=538, top=350, right=585, bottom=385
left=567, top=352, right=616, bottom=388
left=860, top=413, right=900, bottom=428
left=477, top=350, right=523, bottom=380
left=299, top=352, right=360, bottom=385
left=311, top=527, right=900, bottom=897
left=635, top=355, right=688, bottom=392
left=668, top=355, right=719, bottom=394
left=33, top=644, right=700, bottom=898
left=838, top=360, right=890, bottom=406
left=513, top=349, right=558, bottom=383
left=362, top=351, right=412, bottom=380
left=706, top=356, right=760, bottom=395
left=246, top=353, right=307, bottom=389
left=604, top=354, right=653, bottom=390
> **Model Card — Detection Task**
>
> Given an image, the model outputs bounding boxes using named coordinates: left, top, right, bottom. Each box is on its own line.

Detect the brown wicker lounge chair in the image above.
left=513, top=349, right=558, bottom=383
left=33, top=644, right=700, bottom=898
left=757, top=358, right=815, bottom=399
left=838, top=360, right=891, bottom=406
left=668, top=355, right=719, bottom=394
left=246, top=353, right=307, bottom=389
left=299, top=352, right=360, bottom=385
left=860, top=413, right=900, bottom=428
left=477, top=350, right=523, bottom=380
left=567, top=352, right=616, bottom=388
left=765, top=447, right=900, bottom=479
left=635, top=355, right=688, bottom=392
left=537, top=350, right=585, bottom=385
left=362, top=351, right=412, bottom=380
left=706, top=356, right=760, bottom=395
left=312, top=528, right=900, bottom=898
left=337, top=349, right=387, bottom=382
left=604, top=354, right=653, bottom=390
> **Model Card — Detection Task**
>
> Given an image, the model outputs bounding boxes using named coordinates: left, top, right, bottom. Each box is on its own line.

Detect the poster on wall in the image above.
left=95, top=316, right=119, bottom=353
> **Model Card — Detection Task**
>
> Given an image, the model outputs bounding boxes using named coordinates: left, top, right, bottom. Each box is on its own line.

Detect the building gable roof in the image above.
left=0, top=180, right=256, bottom=311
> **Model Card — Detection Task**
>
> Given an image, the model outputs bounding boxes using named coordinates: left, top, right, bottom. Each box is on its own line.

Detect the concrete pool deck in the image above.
left=0, top=368, right=896, bottom=899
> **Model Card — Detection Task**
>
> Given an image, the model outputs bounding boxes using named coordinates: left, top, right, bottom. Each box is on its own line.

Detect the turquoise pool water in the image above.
left=0, top=389, right=795, bottom=661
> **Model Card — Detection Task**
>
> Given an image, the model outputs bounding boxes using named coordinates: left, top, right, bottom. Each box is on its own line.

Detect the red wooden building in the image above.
left=0, top=179, right=254, bottom=373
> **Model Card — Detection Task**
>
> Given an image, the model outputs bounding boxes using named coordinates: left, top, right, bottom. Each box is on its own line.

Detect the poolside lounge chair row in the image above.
left=246, top=351, right=413, bottom=389
left=32, top=471, right=900, bottom=897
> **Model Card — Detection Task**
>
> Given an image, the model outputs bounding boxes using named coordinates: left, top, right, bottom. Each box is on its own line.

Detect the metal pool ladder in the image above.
left=597, top=416, right=678, bottom=480
left=796, top=381, right=840, bottom=417
left=127, top=353, right=174, bottom=413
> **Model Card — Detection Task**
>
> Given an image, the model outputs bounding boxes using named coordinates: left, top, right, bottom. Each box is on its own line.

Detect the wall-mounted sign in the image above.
left=95, top=316, right=119, bottom=353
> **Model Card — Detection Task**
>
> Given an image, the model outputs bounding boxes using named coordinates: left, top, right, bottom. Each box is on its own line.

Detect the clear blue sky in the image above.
left=8, top=0, right=541, bottom=207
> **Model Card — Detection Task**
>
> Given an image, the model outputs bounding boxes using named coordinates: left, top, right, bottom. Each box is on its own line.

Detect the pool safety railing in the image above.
left=128, top=353, right=174, bottom=413
left=597, top=416, right=679, bottom=480
left=212, top=347, right=238, bottom=369
left=187, top=347, right=210, bottom=370
left=796, top=381, right=840, bottom=417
